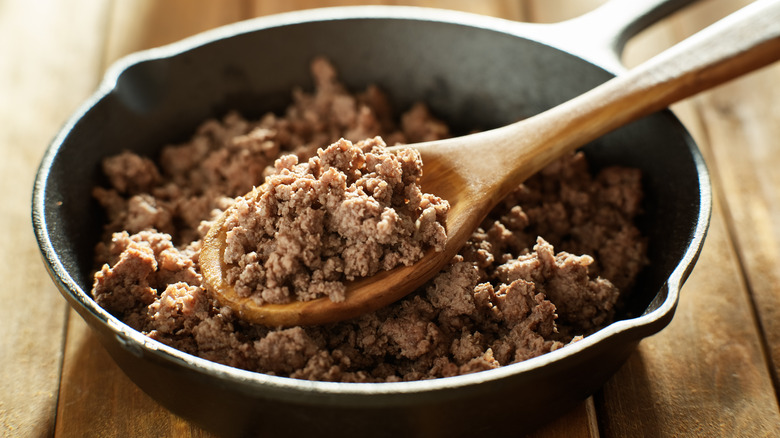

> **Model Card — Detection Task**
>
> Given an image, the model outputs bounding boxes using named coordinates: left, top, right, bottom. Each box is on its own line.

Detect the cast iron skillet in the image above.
left=32, top=0, right=710, bottom=436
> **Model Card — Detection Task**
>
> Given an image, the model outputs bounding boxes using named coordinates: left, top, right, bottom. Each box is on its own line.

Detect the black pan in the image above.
left=32, top=0, right=710, bottom=436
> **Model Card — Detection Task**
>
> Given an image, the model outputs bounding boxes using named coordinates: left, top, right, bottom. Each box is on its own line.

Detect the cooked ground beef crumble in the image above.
left=221, top=136, right=448, bottom=305
left=91, top=57, right=647, bottom=382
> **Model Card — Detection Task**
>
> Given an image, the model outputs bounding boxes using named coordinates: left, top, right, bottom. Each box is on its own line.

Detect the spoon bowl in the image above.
left=201, top=0, right=780, bottom=327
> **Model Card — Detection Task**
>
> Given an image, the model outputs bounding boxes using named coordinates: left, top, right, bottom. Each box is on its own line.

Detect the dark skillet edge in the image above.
left=31, top=5, right=712, bottom=437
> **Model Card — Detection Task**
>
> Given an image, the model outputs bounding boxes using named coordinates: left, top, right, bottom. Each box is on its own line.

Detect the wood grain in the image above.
left=525, top=0, right=606, bottom=22
left=604, top=1, right=780, bottom=435
left=56, top=314, right=214, bottom=438
left=0, top=0, right=110, bottom=436
left=599, top=207, right=780, bottom=436
left=104, top=0, right=252, bottom=67
left=249, top=0, right=524, bottom=19
left=2, top=0, right=779, bottom=437
left=678, top=0, right=780, bottom=396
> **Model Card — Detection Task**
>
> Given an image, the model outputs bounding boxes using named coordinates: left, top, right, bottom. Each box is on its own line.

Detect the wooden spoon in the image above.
left=200, top=0, right=780, bottom=327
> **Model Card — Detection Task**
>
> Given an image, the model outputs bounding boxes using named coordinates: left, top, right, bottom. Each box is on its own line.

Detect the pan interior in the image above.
left=40, top=15, right=703, bottom=346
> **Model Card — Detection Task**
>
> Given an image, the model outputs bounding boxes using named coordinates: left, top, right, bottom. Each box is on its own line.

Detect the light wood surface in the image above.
left=2, top=0, right=779, bottom=436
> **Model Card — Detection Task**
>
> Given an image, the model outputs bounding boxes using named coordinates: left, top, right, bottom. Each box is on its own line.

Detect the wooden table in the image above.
left=3, top=0, right=779, bottom=436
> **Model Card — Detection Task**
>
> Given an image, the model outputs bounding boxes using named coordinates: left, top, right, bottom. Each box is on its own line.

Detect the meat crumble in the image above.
left=222, top=137, right=448, bottom=305
left=91, top=57, right=647, bottom=382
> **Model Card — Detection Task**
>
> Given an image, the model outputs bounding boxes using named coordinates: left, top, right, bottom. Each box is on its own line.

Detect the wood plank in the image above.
left=250, top=0, right=391, bottom=14
left=596, top=1, right=780, bottom=436
left=703, top=57, right=780, bottom=391
left=103, top=0, right=253, bottom=68
left=249, top=0, right=524, bottom=20
left=524, top=0, right=606, bottom=22
left=0, top=1, right=111, bottom=436
left=672, top=0, right=780, bottom=395
left=56, top=313, right=216, bottom=438
left=387, top=0, right=525, bottom=19
left=597, top=202, right=780, bottom=436
left=53, top=1, right=251, bottom=437
left=526, top=398, right=599, bottom=438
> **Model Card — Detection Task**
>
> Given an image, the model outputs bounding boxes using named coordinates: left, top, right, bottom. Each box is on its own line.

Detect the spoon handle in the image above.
left=441, top=0, right=780, bottom=202
left=544, top=0, right=780, bottom=146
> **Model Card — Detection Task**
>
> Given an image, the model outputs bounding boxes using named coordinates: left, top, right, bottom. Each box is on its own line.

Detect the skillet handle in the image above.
left=530, top=0, right=700, bottom=73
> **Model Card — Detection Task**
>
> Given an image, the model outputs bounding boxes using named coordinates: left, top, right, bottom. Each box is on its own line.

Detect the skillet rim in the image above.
left=31, top=5, right=712, bottom=399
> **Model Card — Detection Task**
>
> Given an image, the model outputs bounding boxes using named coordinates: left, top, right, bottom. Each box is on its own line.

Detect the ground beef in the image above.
left=91, top=57, right=647, bottom=382
left=221, top=137, right=448, bottom=304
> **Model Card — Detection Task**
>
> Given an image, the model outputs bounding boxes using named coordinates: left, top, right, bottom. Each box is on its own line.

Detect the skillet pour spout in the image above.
left=32, top=0, right=722, bottom=436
